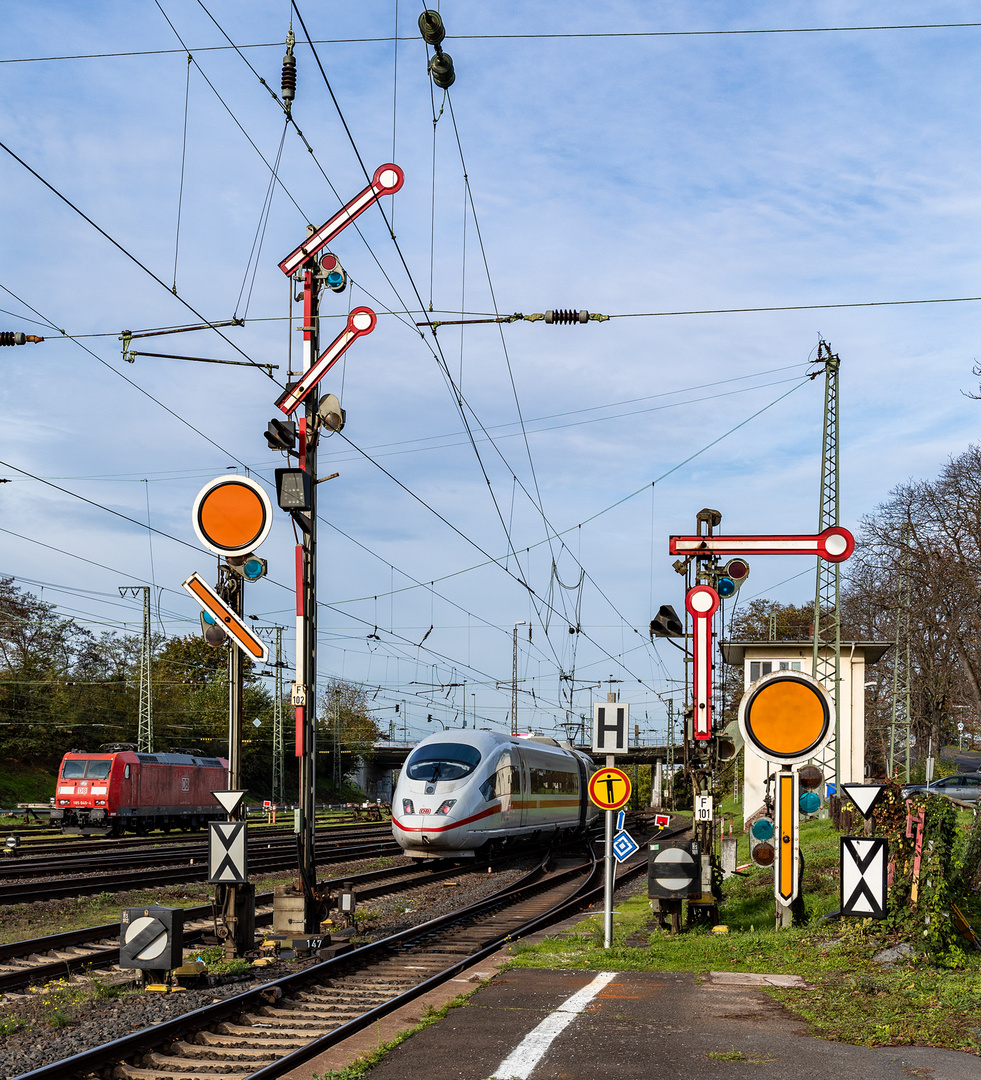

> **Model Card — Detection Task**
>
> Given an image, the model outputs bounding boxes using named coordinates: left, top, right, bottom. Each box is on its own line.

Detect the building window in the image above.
left=750, top=661, right=773, bottom=681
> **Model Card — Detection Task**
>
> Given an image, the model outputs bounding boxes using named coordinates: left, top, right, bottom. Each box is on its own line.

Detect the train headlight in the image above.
left=402, top=798, right=415, bottom=815
left=435, top=800, right=457, bottom=816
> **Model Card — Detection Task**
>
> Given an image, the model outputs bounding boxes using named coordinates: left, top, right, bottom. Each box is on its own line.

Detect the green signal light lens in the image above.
left=751, top=818, right=774, bottom=841
left=799, top=791, right=821, bottom=815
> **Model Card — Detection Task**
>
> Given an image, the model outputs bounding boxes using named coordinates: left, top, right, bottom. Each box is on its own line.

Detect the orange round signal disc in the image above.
left=738, top=672, right=833, bottom=764
left=192, top=476, right=273, bottom=557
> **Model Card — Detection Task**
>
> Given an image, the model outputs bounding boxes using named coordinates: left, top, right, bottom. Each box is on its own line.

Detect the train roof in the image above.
left=62, top=750, right=227, bottom=768
left=409, top=729, right=583, bottom=758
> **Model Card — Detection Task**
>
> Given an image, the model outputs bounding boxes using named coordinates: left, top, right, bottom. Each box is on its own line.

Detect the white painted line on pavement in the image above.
left=491, top=971, right=617, bottom=1080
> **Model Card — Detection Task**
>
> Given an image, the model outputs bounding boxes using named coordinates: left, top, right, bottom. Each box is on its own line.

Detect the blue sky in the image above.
left=2, top=2, right=981, bottom=744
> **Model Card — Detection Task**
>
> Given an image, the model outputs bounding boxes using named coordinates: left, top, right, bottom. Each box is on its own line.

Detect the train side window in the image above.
left=124, top=765, right=130, bottom=779
left=529, top=767, right=577, bottom=794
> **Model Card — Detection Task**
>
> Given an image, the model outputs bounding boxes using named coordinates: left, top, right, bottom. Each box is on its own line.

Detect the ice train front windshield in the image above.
left=405, top=743, right=481, bottom=782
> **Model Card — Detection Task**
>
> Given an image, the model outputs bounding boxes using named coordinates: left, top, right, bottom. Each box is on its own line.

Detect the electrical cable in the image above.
left=328, top=377, right=812, bottom=607
left=287, top=6, right=567, bottom=662
left=172, top=52, right=192, bottom=293
left=0, top=283, right=256, bottom=469
left=0, top=142, right=278, bottom=382
left=5, top=20, right=981, bottom=65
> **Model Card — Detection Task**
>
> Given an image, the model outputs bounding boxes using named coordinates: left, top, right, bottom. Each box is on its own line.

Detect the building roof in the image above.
left=720, top=640, right=892, bottom=666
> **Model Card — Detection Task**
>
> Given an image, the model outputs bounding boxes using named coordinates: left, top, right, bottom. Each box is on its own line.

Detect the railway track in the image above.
left=0, top=851, right=534, bottom=993
left=0, top=819, right=391, bottom=860
left=11, top=841, right=648, bottom=1080
left=0, top=833, right=401, bottom=904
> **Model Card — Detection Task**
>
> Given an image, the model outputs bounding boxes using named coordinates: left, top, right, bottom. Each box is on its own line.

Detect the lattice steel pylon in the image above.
left=118, top=586, right=152, bottom=753
left=255, top=625, right=286, bottom=805
left=811, top=342, right=842, bottom=787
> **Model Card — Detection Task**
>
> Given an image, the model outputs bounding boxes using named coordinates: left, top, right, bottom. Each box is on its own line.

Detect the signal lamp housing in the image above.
left=650, top=604, right=684, bottom=638
left=318, top=252, right=347, bottom=293
left=227, top=554, right=267, bottom=582
left=266, top=418, right=297, bottom=453
left=275, top=468, right=313, bottom=511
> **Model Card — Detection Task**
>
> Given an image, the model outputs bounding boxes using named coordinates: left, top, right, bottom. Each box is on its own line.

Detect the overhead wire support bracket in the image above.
left=119, top=319, right=245, bottom=362
left=124, top=350, right=277, bottom=376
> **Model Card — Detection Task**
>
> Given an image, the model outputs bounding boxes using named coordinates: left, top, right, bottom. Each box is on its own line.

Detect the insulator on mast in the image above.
left=282, top=29, right=296, bottom=112
left=0, top=332, right=44, bottom=345
left=544, top=309, right=589, bottom=325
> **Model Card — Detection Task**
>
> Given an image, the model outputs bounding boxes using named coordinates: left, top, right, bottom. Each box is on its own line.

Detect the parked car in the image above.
left=901, top=774, right=981, bottom=804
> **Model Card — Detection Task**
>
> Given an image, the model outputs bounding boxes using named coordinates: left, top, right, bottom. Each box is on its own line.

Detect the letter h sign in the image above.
left=592, top=702, right=629, bottom=754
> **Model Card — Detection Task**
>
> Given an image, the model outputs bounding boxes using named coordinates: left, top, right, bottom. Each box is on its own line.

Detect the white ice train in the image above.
left=392, top=729, right=601, bottom=860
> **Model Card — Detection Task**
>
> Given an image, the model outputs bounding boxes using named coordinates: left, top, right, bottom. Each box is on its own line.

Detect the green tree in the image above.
left=0, top=577, right=93, bottom=762
left=317, top=680, right=384, bottom=796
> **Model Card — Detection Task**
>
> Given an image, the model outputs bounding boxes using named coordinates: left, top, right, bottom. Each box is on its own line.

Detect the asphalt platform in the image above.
left=284, top=927, right=979, bottom=1080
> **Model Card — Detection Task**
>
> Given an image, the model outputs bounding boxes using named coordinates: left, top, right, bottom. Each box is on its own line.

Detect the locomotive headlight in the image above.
left=435, top=800, right=457, bottom=816
left=402, top=798, right=415, bottom=815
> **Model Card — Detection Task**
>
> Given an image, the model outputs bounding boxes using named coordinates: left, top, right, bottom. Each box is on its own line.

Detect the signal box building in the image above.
left=721, top=640, right=890, bottom=818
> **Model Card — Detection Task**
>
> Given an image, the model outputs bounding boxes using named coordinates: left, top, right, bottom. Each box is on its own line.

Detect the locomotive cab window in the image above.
left=405, top=742, right=481, bottom=782
left=61, top=758, right=112, bottom=779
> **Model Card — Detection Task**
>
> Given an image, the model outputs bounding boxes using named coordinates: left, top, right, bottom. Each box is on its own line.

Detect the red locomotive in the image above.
left=51, top=745, right=229, bottom=835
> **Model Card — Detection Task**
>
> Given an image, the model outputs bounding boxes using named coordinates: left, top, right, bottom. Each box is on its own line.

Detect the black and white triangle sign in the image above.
left=840, top=836, right=888, bottom=919
left=208, top=821, right=248, bottom=883
left=841, top=783, right=887, bottom=819
left=212, top=789, right=247, bottom=816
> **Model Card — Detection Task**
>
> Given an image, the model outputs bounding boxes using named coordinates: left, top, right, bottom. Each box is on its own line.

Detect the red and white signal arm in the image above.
left=276, top=307, right=376, bottom=416
left=669, top=526, right=855, bottom=563
left=686, top=585, right=719, bottom=741
left=279, top=164, right=404, bottom=277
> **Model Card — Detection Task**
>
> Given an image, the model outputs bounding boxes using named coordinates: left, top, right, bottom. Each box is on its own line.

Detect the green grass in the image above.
left=504, top=814, right=981, bottom=1055
left=0, top=762, right=57, bottom=809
